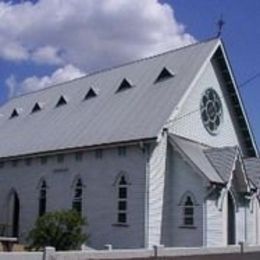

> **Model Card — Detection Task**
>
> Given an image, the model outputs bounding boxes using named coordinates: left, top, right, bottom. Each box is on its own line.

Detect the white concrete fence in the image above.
left=0, top=244, right=260, bottom=260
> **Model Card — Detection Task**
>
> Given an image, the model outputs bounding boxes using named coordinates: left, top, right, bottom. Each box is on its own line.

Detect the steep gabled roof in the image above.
left=0, top=38, right=253, bottom=159
left=169, top=134, right=249, bottom=188
left=204, top=147, right=238, bottom=182
left=244, top=158, right=260, bottom=189
left=169, top=134, right=224, bottom=183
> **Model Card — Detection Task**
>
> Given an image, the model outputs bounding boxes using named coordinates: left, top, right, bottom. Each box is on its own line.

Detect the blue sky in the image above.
left=0, top=0, right=260, bottom=147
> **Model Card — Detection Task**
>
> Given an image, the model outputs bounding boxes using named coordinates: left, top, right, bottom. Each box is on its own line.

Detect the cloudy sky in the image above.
left=0, top=0, right=260, bottom=146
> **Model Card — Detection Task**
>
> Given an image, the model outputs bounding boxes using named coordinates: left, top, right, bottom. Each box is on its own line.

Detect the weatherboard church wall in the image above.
left=0, top=145, right=147, bottom=249
left=166, top=148, right=206, bottom=247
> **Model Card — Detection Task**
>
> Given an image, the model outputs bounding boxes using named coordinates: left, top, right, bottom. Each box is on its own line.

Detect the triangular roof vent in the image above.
left=31, top=102, right=42, bottom=113
left=116, top=78, right=133, bottom=93
left=10, top=108, right=19, bottom=119
left=155, top=67, right=174, bottom=83
left=84, top=88, right=97, bottom=100
left=56, top=95, right=67, bottom=107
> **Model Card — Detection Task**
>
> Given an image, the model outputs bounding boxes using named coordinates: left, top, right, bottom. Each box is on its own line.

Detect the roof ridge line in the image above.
left=169, top=133, right=212, bottom=148
left=6, top=37, right=219, bottom=103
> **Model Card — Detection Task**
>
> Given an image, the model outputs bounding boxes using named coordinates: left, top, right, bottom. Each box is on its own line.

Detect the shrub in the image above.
left=27, top=210, right=87, bottom=251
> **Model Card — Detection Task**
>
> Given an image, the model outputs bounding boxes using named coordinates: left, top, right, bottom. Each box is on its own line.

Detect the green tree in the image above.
left=27, top=210, right=87, bottom=251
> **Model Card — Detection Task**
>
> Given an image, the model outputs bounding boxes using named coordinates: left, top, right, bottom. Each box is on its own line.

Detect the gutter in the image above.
left=0, top=137, right=157, bottom=161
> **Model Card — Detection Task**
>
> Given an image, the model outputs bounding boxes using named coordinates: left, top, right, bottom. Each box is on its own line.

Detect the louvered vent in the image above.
left=10, top=109, right=19, bottom=119
left=155, top=67, right=174, bottom=83
left=56, top=96, right=67, bottom=107
left=116, top=78, right=133, bottom=93
left=84, top=88, right=97, bottom=100
left=31, top=102, right=42, bottom=113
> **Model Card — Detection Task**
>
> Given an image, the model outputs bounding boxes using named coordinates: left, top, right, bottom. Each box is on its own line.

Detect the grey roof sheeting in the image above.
left=204, top=146, right=238, bottom=182
left=170, top=134, right=254, bottom=190
left=244, top=158, right=260, bottom=188
left=0, top=39, right=220, bottom=158
left=169, top=134, right=224, bottom=184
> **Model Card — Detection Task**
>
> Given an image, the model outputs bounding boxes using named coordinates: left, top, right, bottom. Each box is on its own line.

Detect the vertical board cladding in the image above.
left=206, top=197, right=225, bottom=247
left=169, top=60, right=240, bottom=148
left=147, top=135, right=167, bottom=247
left=245, top=198, right=257, bottom=245
left=169, top=149, right=205, bottom=247
left=257, top=200, right=260, bottom=245
left=147, top=134, right=168, bottom=248
left=236, top=206, right=246, bottom=244
left=0, top=145, right=147, bottom=249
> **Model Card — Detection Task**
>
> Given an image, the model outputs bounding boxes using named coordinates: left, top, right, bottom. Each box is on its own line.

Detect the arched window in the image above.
left=72, top=179, right=83, bottom=214
left=117, top=175, right=128, bottom=224
left=39, top=180, right=47, bottom=217
left=183, top=196, right=194, bottom=226
left=7, top=189, right=20, bottom=237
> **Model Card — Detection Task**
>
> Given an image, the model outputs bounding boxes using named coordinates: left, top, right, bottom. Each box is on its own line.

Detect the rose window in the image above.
left=200, top=88, right=223, bottom=135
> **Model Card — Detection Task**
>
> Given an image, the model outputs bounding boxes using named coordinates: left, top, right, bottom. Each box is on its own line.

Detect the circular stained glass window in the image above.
left=200, top=88, right=223, bottom=135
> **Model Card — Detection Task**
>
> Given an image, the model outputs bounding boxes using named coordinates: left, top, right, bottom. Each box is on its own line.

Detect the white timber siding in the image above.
left=245, top=198, right=257, bottom=245
left=236, top=205, right=246, bottom=244
left=147, top=134, right=167, bottom=248
left=257, top=200, right=260, bottom=245
left=167, top=149, right=206, bottom=247
left=169, top=60, right=240, bottom=148
left=206, top=196, right=224, bottom=247
left=0, top=144, right=147, bottom=249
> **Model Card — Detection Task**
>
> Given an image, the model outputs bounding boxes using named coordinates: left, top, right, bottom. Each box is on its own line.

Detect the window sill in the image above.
left=178, top=225, right=197, bottom=229
left=112, top=223, right=129, bottom=228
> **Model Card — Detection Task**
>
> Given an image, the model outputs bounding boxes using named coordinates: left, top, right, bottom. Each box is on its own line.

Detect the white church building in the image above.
left=0, top=38, right=260, bottom=249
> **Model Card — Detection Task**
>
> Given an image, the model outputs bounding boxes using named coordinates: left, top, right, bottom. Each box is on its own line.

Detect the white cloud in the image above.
left=0, top=0, right=194, bottom=67
left=1, top=0, right=195, bottom=94
left=6, top=64, right=85, bottom=95
left=31, top=46, right=63, bottom=65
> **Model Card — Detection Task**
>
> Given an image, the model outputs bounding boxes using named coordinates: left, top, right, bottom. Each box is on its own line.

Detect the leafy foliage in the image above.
left=27, top=210, right=87, bottom=251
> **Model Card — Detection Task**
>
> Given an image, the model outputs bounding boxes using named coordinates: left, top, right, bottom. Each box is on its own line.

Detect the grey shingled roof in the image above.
left=0, top=39, right=220, bottom=158
left=244, top=158, right=260, bottom=188
left=169, top=134, right=224, bottom=183
left=204, top=146, right=238, bottom=182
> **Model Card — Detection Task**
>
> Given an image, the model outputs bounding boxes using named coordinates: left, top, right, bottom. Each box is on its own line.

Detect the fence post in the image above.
left=153, top=244, right=164, bottom=258
left=104, top=244, right=113, bottom=251
left=238, top=241, right=244, bottom=254
left=43, top=246, right=56, bottom=260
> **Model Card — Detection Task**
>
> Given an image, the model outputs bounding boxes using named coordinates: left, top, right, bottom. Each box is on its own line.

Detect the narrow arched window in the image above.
left=183, top=196, right=194, bottom=226
left=72, top=179, right=83, bottom=214
left=39, top=180, right=47, bottom=217
left=117, top=176, right=128, bottom=224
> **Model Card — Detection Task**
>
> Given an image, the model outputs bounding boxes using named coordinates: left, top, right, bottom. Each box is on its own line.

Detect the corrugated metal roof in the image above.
left=204, top=147, right=238, bottom=182
left=0, top=39, right=220, bottom=158
left=169, top=134, right=224, bottom=183
left=244, top=158, right=260, bottom=188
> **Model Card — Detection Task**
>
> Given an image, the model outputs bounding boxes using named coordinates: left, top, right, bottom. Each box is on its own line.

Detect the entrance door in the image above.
left=227, top=193, right=235, bottom=245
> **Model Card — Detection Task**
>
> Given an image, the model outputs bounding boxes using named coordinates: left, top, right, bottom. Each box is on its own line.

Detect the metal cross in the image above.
left=217, top=16, right=225, bottom=37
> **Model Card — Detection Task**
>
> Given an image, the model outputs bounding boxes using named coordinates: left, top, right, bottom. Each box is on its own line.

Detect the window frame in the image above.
left=118, top=146, right=127, bottom=157
left=179, top=193, right=197, bottom=229
left=39, top=180, right=47, bottom=217
left=72, top=178, right=83, bottom=215
left=116, top=175, right=129, bottom=225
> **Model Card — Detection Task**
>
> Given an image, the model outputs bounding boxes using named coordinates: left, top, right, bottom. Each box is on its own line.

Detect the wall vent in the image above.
left=116, top=78, right=133, bottom=93
left=56, top=96, right=67, bottom=107
left=84, top=88, right=97, bottom=100
left=155, top=67, right=174, bottom=83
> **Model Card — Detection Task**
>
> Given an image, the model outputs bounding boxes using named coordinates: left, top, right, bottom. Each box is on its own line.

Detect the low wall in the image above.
left=0, top=245, right=260, bottom=260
